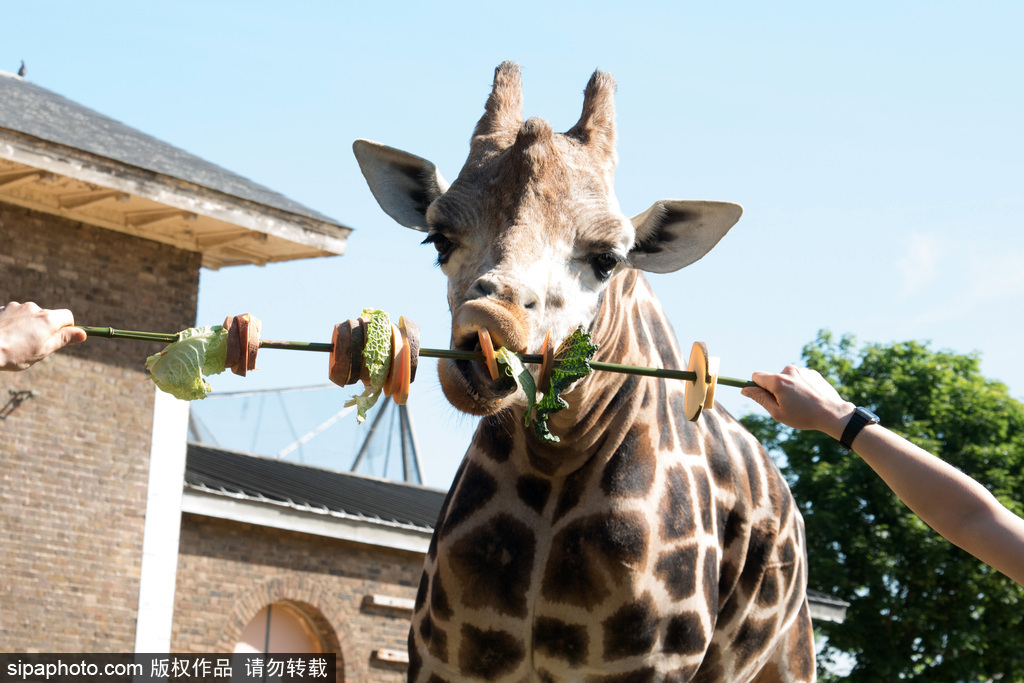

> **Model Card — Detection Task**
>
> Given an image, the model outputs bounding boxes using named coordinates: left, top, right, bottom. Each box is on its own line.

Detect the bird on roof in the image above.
left=17, top=60, right=26, bottom=77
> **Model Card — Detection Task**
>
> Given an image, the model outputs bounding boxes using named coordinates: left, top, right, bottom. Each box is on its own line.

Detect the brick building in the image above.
left=0, top=68, right=435, bottom=677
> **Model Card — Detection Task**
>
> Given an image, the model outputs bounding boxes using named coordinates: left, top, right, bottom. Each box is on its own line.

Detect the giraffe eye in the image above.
left=421, top=232, right=455, bottom=266
left=589, top=252, right=620, bottom=281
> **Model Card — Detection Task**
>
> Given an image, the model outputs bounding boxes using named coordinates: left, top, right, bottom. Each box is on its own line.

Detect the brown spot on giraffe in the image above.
left=355, top=62, right=815, bottom=681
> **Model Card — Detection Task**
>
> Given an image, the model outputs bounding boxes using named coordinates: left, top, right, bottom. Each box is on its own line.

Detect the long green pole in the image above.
left=80, top=326, right=755, bottom=388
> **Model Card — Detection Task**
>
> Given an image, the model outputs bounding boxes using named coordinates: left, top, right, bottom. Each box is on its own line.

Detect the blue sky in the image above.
left=7, top=1, right=1023, bottom=488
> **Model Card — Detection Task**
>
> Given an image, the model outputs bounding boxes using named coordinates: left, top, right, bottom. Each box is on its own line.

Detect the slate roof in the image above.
left=0, top=71, right=343, bottom=227
left=185, top=443, right=446, bottom=531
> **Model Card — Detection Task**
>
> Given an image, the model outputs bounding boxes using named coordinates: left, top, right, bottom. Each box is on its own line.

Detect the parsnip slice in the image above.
left=705, top=356, right=721, bottom=411
left=684, top=341, right=710, bottom=422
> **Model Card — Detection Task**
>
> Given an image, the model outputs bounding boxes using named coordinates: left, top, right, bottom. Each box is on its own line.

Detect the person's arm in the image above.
left=0, top=301, right=87, bottom=371
left=742, top=365, right=1024, bottom=586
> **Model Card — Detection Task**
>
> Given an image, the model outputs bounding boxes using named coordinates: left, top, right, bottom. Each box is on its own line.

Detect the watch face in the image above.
left=858, top=407, right=880, bottom=424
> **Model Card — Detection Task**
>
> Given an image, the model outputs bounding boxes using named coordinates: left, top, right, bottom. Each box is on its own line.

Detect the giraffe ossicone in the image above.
left=355, top=61, right=816, bottom=683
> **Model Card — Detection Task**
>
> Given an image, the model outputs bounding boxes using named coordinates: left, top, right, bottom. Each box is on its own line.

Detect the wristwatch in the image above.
left=840, top=407, right=880, bottom=451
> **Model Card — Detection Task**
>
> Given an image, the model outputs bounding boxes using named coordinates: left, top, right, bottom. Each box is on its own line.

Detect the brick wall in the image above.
left=173, top=513, right=422, bottom=682
left=0, top=203, right=200, bottom=650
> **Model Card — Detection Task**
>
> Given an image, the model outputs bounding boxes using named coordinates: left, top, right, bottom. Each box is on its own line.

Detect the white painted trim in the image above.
left=181, top=488, right=433, bottom=555
left=134, top=389, right=191, bottom=652
left=808, top=601, right=848, bottom=624
left=366, top=594, right=416, bottom=612
left=372, top=649, right=409, bottom=665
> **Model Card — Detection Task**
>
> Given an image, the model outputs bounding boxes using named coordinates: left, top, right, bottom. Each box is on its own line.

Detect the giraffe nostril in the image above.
left=470, top=277, right=497, bottom=300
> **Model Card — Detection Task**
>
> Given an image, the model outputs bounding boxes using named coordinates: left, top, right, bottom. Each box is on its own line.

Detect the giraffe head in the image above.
left=354, top=62, right=741, bottom=417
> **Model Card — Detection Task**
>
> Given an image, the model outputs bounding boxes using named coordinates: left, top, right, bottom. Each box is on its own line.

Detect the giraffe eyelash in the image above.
left=421, top=232, right=456, bottom=266
left=585, top=251, right=625, bottom=281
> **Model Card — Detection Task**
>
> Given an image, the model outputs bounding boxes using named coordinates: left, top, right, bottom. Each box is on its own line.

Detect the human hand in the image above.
left=0, top=301, right=88, bottom=371
left=741, top=365, right=856, bottom=439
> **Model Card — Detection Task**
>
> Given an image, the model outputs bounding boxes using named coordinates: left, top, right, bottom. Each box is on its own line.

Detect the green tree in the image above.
left=742, top=331, right=1024, bottom=682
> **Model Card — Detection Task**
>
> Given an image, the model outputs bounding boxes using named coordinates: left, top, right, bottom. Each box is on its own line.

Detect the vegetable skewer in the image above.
left=80, top=325, right=755, bottom=388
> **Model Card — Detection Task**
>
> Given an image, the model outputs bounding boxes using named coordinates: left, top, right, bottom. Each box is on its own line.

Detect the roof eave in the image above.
left=0, top=128, right=352, bottom=269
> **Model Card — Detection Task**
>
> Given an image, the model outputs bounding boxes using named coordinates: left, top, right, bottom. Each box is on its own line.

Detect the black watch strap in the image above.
left=840, top=407, right=880, bottom=451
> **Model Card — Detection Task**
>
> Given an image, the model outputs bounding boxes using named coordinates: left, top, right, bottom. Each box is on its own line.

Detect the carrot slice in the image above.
left=384, top=323, right=404, bottom=397
left=478, top=328, right=499, bottom=381
left=393, top=323, right=412, bottom=405
left=538, top=330, right=554, bottom=393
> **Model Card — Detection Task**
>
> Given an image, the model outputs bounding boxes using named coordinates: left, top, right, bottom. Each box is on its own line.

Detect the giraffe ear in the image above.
left=628, top=200, right=743, bottom=274
left=353, top=139, right=450, bottom=232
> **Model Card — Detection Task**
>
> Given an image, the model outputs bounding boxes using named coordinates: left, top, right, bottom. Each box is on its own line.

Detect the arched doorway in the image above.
left=235, top=601, right=324, bottom=654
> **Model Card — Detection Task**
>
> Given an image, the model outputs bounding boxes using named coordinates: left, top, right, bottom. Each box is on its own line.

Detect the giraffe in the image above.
left=354, top=62, right=816, bottom=683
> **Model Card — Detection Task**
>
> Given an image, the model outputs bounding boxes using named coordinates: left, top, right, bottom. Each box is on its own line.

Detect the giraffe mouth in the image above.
left=438, top=328, right=517, bottom=416
left=440, top=299, right=529, bottom=416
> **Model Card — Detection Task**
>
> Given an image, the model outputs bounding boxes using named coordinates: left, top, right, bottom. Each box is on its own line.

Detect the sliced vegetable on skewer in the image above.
left=328, top=318, right=363, bottom=387
left=477, top=328, right=500, bottom=381
left=538, top=330, right=554, bottom=394
left=245, top=315, right=261, bottom=373
left=390, top=321, right=413, bottom=405
left=705, top=356, right=721, bottom=411
left=399, top=316, right=420, bottom=384
left=683, top=341, right=710, bottom=422
left=227, top=313, right=261, bottom=377
left=84, top=312, right=756, bottom=427
left=223, top=315, right=240, bottom=370
left=383, top=322, right=404, bottom=398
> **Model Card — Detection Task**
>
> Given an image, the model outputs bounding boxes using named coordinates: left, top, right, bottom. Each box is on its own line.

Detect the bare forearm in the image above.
left=850, top=424, right=1024, bottom=585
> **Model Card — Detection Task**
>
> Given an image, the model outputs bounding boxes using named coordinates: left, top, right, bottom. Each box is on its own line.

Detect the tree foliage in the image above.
left=742, top=331, right=1024, bottom=682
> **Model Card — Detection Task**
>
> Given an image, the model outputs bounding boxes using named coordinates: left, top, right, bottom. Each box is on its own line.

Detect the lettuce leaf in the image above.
left=344, top=308, right=392, bottom=423
left=146, top=325, right=228, bottom=401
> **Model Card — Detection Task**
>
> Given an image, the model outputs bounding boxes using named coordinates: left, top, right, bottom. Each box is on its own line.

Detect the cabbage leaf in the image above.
left=146, top=325, right=228, bottom=401
left=344, top=308, right=392, bottom=423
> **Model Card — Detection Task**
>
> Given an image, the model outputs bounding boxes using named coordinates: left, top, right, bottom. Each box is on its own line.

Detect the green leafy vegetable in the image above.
left=344, top=308, right=392, bottom=423
left=533, top=326, right=599, bottom=442
left=495, top=347, right=537, bottom=427
left=495, top=326, right=599, bottom=443
left=146, top=325, right=228, bottom=401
